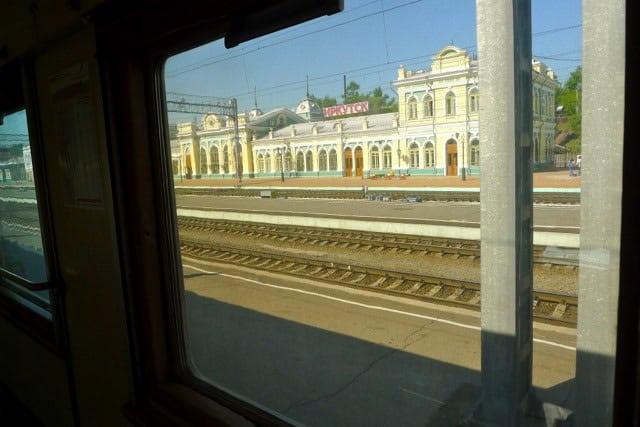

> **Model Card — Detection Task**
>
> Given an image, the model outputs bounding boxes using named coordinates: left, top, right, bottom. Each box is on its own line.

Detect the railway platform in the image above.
left=174, top=170, right=581, bottom=189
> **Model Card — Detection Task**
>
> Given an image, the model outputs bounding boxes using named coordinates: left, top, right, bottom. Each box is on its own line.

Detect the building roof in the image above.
left=256, top=112, right=398, bottom=141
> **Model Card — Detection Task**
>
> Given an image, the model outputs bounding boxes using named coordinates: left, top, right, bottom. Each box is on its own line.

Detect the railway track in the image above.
left=180, top=239, right=578, bottom=327
left=178, top=217, right=579, bottom=268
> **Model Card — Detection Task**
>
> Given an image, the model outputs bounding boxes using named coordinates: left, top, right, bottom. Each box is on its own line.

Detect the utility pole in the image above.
left=231, top=98, right=241, bottom=185
left=343, top=74, right=347, bottom=103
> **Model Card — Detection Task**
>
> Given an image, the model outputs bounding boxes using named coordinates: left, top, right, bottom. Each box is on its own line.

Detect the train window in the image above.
left=0, top=108, right=50, bottom=306
left=153, top=0, right=621, bottom=424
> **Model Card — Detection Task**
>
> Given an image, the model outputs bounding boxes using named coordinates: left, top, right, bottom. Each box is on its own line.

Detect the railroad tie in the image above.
left=369, top=277, right=387, bottom=287
left=289, top=264, right=309, bottom=273
left=551, top=302, right=568, bottom=318
left=427, top=285, right=442, bottom=297
left=388, top=279, right=405, bottom=289
left=447, top=288, right=465, bottom=300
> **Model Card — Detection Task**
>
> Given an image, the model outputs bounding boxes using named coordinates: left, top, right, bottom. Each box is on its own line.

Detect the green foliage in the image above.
left=310, top=80, right=398, bottom=116
left=343, top=80, right=398, bottom=114
left=566, top=139, right=581, bottom=155
left=309, top=94, right=337, bottom=108
left=556, top=66, right=582, bottom=152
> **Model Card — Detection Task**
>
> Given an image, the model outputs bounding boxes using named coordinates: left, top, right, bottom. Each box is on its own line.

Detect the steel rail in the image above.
left=179, top=238, right=577, bottom=327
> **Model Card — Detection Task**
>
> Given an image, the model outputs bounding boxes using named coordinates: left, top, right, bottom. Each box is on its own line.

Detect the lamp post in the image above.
left=279, top=147, right=285, bottom=183
left=461, top=136, right=466, bottom=181
left=397, top=147, right=401, bottom=173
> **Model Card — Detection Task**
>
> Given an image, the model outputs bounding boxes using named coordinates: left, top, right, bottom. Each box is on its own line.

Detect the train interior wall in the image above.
left=0, top=1, right=639, bottom=426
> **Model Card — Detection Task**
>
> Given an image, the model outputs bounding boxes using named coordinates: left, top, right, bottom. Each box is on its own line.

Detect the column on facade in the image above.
left=337, top=141, right=344, bottom=174
left=205, top=144, right=212, bottom=175
left=241, top=139, right=252, bottom=178
left=191, top=141, right=200, bottom=176
left=362, top=141, right=370, bottom=174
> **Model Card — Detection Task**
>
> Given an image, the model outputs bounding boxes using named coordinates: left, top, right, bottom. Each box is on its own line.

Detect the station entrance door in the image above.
left=355, top=147, right=363, bottom=177
left=446, top=140, right=458, bottom=176
left=344, top=148, right=353, bottom=177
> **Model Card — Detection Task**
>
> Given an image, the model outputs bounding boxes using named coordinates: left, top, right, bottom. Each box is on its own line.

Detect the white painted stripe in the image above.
left=0, top=196, right=37, bottom=204
left=399, top=387, right=445, bottom=405
left=183, top=263, right=576, bottom=352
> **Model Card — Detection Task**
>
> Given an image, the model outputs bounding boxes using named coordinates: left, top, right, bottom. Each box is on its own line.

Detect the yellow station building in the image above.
left=174, top=45, right=559, bottom=180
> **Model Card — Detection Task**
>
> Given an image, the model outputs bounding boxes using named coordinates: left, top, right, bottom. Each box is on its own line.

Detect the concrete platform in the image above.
left=175, top=170, right=582, bottom=190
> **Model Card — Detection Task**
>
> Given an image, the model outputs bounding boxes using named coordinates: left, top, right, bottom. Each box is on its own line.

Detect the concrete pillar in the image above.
left=574, top=0, right=625, bottom=425
left=476, top=0, right=535, bottom=425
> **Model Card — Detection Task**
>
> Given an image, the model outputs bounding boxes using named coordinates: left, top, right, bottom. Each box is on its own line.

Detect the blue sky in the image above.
left=164, top=0, right=582, bottom=119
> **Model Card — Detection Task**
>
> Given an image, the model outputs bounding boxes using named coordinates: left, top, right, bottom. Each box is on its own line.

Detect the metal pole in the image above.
left=280, top=148, right=284, bottom=182
left=231, top=98, right=241, bottom=185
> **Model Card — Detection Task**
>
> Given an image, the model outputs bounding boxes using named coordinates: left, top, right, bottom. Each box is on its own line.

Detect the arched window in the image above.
left=275, top=152, right=283, bottom=172
left=425, top=142, right=435, bottom=167
left=305, top=151, right=313, bottom=172
left=200, top=147, right=207, bottom=175
left=469, top=88, right=479, bottom=113
left=264, top=153, right=271, bottom=173
left=470, top=139, right=480, bottom=166
left=319, top=150, right=328, bottom=171
left=445, top=91, right=456, bottom=116
left=370, top=146, right=380, bottom=169
left=423, top=95, right=434, bottom=117
left=409, top=142, right=419, bottom=168
left=329, top=149, right=338, bottom=171
left=222, top=145, right=229, bottom=173
left=407, top=97, right=418, bottom=120
left=257, top=154, right=264, bottom=173
left=284, top=151, right=292, bottom=171
left=296, top=151, right=304, bottom=171
left=382, top=145, right=393, bottom=169
left=210, top=146, right=220, bottom=173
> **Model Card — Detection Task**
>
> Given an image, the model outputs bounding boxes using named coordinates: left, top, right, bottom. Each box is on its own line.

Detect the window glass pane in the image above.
left=0, top=110, right=49, bottom=304
left=163, top=0, right=592, bottom=423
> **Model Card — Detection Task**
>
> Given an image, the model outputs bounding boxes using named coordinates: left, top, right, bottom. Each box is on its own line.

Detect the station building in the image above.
left=173, top=45, right=559, bottom=180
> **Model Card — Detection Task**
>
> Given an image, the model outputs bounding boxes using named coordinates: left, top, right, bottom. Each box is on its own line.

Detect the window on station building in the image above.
left=407, top=97, right=417, bottom=119
left=200, top=147, right=207, bottom=175
left=257, top=154, right=264, bottom=173
left=319, top=150, right=327, bottom=171
left=470, top=139, right=480, bottom=166
left=469, top=89, right=479, bottom=113
left=305, top=151, right=313, bottom=172
left=211, top=147, right=220, bottom=173
left=424, top=142, right=435, bottom=167
left=296, top=151, right=304, bottom=171
left=423, top=95, right=434, bottom=117
left=328, top=149, right=337, bottom=171
left=409, top=142, right=419, bottom=168
left=222, top=146, right=229, bottom=173
left=445, top=91, right=456, bottom=115
left=264, top=153, right=271, bottom=173
left=382, top=144, right=392, bottom=168
left=370, top=146, right=380, bottom=169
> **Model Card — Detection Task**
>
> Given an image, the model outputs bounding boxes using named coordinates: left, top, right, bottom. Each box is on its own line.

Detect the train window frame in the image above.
left=97, top=0, right=634, bottom=425
left=0, top=59, right=64, bottom=353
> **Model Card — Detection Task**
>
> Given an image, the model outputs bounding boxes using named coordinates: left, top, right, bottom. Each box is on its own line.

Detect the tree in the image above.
left=555, top=66, right=582, bottom=154
left=309, top=94, right=337, bottom=108
left=310, top=80, right=398, bottom=117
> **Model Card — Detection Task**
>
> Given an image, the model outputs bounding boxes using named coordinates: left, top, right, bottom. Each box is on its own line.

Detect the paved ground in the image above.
left=176, top=170, right=582, bottom=189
